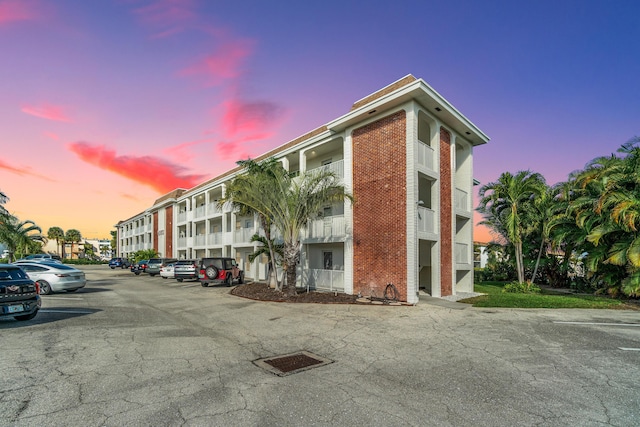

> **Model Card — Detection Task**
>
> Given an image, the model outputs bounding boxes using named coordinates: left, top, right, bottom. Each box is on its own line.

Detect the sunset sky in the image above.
left=1, top=0, right=639, bottom=243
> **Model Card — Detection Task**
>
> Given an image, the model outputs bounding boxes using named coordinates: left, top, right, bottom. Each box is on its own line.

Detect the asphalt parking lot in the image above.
left=1, top=265, right=639, bottom=426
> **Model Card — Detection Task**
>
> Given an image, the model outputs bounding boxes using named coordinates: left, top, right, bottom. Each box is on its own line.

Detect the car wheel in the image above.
left=238, top=272, right=244, bottom=284
left=205, top=266, right=218, bottom=280
left=14, top=310, right=38, bottom=321
left=38, top=280, right=52, bottom=295
left=162, top=276, right=167, bottom=279
left=201, top=282, right=209, bottom=287
left=149, top=273, right=155, bottom=277
left=135, top=272, right=140, bottom=275
left=225, top=274, right=232, bottom=287
left=110, top=266, right=115, bottom=269
left=177, top=278, right=183, bottom=282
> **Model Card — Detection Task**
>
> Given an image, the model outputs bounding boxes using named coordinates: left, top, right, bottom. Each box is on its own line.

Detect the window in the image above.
left=323, top=206, right=332, bottom=217
left=323, top=252, right=333, bottom=270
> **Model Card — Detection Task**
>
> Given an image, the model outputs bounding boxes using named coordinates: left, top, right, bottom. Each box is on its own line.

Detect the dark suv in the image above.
left=147, top=258, right=177, bottom=277
left=173, top=259, right=199, bottom=282
left=108, top=257, right=130, bottom=269
left=199, top=257, right=244, bottom=287
left=131, top=260, right=149, bottom=275
left=0, top=264, right=41, bottom=321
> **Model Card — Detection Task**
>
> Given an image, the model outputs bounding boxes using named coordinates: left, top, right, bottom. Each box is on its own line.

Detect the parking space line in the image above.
left=553, top=321, right=640, bottom=327
left=41, top=309, right=95, bottom=314
left=43, top=296, right=83, bottom=300
left=619, top=348, right=640, bottom=351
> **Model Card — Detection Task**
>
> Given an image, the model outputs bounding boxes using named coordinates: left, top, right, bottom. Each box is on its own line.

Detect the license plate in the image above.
left=8, top=305, right=25, bottom=313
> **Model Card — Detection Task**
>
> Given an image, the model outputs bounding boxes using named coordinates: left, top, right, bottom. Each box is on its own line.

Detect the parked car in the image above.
left=22, top=254, right=62, bottom=262
left=160, top=263, right=175, bottom=279
left=198, top=257, right=244, bottom=287
left=147, top=258, right=177, bottom=277
left=14, top=261, right=86, bottom=295
left=131, top=260, right=149, bottom=275
left=173, top=259, right=200, bottom=282
left=108, top=257, right=131, bottom=269
left=0, top=264, right=41, bottom=321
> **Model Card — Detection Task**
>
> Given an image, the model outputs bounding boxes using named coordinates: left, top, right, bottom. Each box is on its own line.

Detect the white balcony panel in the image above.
left=417, top=140, right=434, bottom=171
left=194, top=234, right=206, bottom=246
left=177, top=237, right=187, bottom=248
left=207, top=232, right=223, bottom=245
left=234, top=228, right=255, bottom=243
left=304, top=215, right=345, bottom=240
left=194, top=205, right=206, bottom=219
left=177, top=212, right=187, bottom=223
left=304, top=269, right=345, bottom=292
left=308, top=159, right=344, bottom=180
left=417, top=207, right=434, bottom=234
left=455, top=242, right=469, bottom=264
left=455, top=188, right=469, bottom=211
left=207, top=203, right=222, bottom=216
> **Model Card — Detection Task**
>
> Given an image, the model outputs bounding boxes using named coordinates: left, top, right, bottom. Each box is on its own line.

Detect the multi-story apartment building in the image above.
left=116, top=75, right=489, bottom=304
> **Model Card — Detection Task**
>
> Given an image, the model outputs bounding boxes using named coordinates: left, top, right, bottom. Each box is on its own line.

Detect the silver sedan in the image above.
left=13, top=261, right=86, bottom=295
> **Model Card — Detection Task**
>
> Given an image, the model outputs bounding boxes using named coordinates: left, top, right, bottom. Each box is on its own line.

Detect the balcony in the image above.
left=207, top=203, right=222, bottom=216
left=207, top=232, right=223, bottom=245
left=455, top=242, right=469, bottom=264
left=194, top=234, right=206, bottom=246
left=177, top=237, right=187, bottom=248
left=417, top=206, right=435, bottom=234
left=304, top=215, right=346, bottom=240
left=234, top=228, right=255, bottom=243
left=308, top=159, right=344, bottom=180
left=303, top=268, right=344, bottom=292
left=417, top=140, right=434, bottom=171
left=455, top=188, right=469, bottom=212
left=194, top=205, right=206, bottom=219
left=177, top=211, right=187, bottom=223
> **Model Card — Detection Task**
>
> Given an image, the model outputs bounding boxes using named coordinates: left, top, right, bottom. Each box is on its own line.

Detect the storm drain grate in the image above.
left=253, top=351, right=333, bottom=376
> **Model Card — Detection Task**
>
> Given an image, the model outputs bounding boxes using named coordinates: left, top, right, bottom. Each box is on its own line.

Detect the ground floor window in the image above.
left=323, top=251, right=333, bottom=269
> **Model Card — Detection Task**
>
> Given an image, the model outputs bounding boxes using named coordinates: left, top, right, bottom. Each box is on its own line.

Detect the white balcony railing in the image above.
left=194, top=234, right=206, bottom=246
left=308, top=159, right=344, bottom=180
left=207, top=203, right=222, bottom=216
left=417, top=206, right=435, bottom=233
left=455, top=242, right=469, bottom=264
left=194, top=205, right=206, bottom=219
left=207, top=232, right=223, bottom=245
left=177, top=211, right=187, bottom=223
left=304, top=269, right=345, bottom=292
left=234, top=228, right=255, bottom=243
left=417, top=140, right=434, bottom=171
left=177, top=237, right=187, bottom=248
left=304, top=215, right=346, bottom=240
left=455, top=188, right=469, bottom=211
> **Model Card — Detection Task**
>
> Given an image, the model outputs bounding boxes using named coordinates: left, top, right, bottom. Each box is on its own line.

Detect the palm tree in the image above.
left=478, top=170, right=546, bottom=283
left=47, top=226, right=65, bottom=257
left=0, top=214, right=46, bottom=262
left=0, top=189, right=8, bottom=216
left=221, top=158, right=287, bottom=289
left=222, top=157, right=353, bottom=295
left=65, top=229, right=82, bottom=260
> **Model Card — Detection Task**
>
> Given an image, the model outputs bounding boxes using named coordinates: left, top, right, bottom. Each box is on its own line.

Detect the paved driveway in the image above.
left=1, top=266, right=639, bottom=426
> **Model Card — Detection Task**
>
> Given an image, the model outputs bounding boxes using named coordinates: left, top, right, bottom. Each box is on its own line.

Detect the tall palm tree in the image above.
left=221, top=158, right=287, bottom=289
left=65, top=229, right=82, bottom=260
left=478, top=170, right=546, bottom=283
left=0, top=214, right=46, bottom=262
left=47, top=226, right=65, bottom=257
left=222, top=157, right=353, bottom=295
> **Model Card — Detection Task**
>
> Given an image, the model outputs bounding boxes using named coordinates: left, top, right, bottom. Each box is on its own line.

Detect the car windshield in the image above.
left=0, top=268, right=28, bottom=280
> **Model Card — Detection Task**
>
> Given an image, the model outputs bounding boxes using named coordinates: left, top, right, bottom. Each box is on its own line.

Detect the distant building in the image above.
left=116, top=75, right=490, bottom=303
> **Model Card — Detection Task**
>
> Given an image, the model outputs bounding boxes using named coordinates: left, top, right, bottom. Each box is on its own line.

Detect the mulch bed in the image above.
left=231, top=282, right=359, bottom=304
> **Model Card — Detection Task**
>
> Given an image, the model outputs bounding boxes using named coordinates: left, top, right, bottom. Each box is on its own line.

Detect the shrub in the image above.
left=502, top=281, right=541, bottom=294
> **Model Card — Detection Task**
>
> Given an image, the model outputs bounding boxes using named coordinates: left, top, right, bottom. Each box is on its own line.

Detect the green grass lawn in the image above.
left=461, top=281, right=636, bottom=309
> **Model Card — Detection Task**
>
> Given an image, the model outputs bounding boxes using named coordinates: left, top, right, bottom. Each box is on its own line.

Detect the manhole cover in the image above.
left=253, top=351, right=333, bottom=376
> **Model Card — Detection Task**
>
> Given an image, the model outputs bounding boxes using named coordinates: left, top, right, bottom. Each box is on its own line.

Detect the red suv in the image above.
left=199, top=257, right=244, bottom=287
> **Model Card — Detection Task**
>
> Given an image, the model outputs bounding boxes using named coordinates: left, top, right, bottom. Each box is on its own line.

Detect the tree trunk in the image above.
left=531, top=238, right=545, bottom=285
left=283, top=242, right=300, bottom=297
left=515, top=241, right=525, bottom=283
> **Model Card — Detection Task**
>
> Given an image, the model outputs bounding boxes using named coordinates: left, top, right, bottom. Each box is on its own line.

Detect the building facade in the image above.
left=115, top=75, right=489, bottom=304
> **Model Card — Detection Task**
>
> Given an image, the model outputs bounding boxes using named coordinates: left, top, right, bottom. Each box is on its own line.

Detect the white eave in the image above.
left=327, top=77, right=490, bottom=146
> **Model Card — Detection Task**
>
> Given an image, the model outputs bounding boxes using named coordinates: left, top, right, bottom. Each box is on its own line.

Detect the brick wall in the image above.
left=440, top=128, right=452, bottom=296
left=165, top=206, right=173, bottom=257
left=352, top=110, right=408, bottom=301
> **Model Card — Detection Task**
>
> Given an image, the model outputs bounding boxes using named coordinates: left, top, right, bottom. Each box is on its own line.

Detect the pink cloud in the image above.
left=179, top=39, right=254, bottom=86
left=21, top=104, right=72, bottom=122
left=162, top=137, right=214, bottom=161
left=43, top=131, right=59, bottom=140
left=0, top=158, right=49, bottom=180
left=0, top=0, right=39, bottom=24
left=220, top=98, right=284, bottom=138
left=67, top=142, right=207, bottom=193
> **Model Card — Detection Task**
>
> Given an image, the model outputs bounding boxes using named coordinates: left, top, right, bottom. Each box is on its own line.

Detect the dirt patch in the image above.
left=231, top=282, right=359, bottom=304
